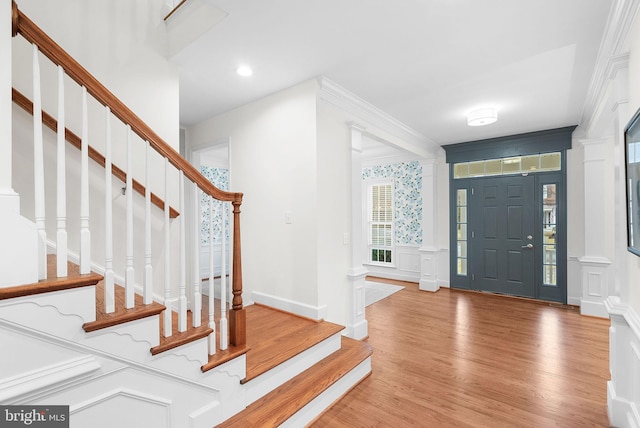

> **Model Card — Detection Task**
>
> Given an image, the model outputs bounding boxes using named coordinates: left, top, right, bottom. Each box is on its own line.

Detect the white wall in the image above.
left=1, top=1, right=12, bottom=197
left=316, top=101, right=353, bottom=325
left=14, top=0, right=180, bottom=149
left=187, top=80, right=320, bottom=312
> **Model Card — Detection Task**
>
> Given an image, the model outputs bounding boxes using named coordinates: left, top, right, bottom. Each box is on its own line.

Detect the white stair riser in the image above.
left=281, top=357, right=372, bottom=428
left=245, top=332, right=342, bottom=404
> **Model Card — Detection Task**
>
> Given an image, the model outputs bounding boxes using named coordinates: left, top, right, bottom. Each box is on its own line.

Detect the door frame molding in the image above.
left=444, top=127, right=575, bottom=303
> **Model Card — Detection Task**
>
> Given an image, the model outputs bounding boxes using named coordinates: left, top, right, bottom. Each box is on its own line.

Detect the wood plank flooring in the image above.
left=311, top=279, right=610, bottom=428
left=243, top=304, right=345, bottom=382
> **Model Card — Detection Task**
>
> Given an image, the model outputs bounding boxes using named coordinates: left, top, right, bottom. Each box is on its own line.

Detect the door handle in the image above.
left=521, top=243, right=534, bottom=249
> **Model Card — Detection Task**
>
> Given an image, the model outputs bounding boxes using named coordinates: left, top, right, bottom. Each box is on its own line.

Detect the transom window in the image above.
left=453, top=152, right=561, bottom=179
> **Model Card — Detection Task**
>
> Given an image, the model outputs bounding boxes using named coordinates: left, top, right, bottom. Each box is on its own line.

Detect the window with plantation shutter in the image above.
left=367, top=181, right=393, bottom=264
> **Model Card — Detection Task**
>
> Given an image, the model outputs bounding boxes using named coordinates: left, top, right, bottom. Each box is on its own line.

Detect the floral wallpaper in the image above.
left=200, top=166, right=229, bottom=246
left=362, top=161, right=422, bottom=245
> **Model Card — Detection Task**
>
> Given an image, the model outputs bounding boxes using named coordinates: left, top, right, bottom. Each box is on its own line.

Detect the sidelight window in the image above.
left=542, top=184, right=557, bottom=286
left=456, top=189, right=468, bottom=276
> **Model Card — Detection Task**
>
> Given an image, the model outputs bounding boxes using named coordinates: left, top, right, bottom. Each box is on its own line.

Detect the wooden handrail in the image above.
left=12, top=1, right=245, bottom=345
left=164, top=0, right=189, bottom=21
left=12, top=88, right=180, bottom=219
left=12, top=4, right=242, bottom=205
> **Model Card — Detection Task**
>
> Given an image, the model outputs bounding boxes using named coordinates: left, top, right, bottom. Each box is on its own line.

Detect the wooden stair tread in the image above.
left=83, top=279, right=165, bottom=332
left=0, top=255, right=102, bottom=301
left=201, top=344, right=250, bottom=372
left=217, top=337, right=373, bottom=427
left=244, top=304, right=345, bottom=383
left=151, top=306, right=213, bottom=355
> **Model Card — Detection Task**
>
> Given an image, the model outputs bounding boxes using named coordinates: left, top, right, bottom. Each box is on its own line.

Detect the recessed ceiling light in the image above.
left=236, top=65, right=253, bottom=77
left=467, top=107, right=498, bottom=126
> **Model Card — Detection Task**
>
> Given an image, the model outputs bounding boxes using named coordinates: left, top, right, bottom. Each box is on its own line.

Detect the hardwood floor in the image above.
left=311, top=280, right=610, bottom=428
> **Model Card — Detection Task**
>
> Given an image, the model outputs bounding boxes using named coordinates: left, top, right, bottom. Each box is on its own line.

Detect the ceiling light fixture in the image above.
left=236, top=65, right=253, bottom=77
left=467, top=107, right=498, bottom=126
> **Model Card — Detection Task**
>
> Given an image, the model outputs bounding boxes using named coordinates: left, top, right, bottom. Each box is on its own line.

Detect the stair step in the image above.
left=151, top=308, right=212, bottom=355
left=83, top=280, right=165, bottom=332
left=201, top=344, right=250, bottom=372
left=244, top=304, right=345, bottom=383
left=216, top=336, right=373, bottom=427
left=0, top=255, right=102, bottom=301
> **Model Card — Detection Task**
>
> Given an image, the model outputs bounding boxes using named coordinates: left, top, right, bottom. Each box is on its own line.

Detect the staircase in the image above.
left=1, top=257, right=372, bottom=427
left=1, top=2, right=372, bottom=426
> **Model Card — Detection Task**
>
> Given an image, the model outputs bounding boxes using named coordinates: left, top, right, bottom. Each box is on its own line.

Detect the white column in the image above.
left=579, top=138, right=614, bottom=318
left=611, top=59, right=629, bottom=302
left=418, top=158, right=440, bottom=292
left=346, top=122, right=368, bottom=340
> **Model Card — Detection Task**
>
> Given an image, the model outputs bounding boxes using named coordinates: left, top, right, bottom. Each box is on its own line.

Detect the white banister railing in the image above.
left=178, top=171, right=187, bottom=333
left=219, top=202, right=228, bottom=350
left=104, top=107, right=115, bottom=313
left=32, top=44, right=46, bottom=280
left=144, top=141, right=153, bottom=305
left=56, top=65, right=68, bottom=277
left=125, top=126, right=135, bottom=309
left=192, top=182, right=201, bottom=328
left=79, top=86, right=90, bottom=275
left=164, top=157, right=172, bottom=338
left=207, top=197, right=216, bottom=355
left=14, top=1, right=246, bottom=351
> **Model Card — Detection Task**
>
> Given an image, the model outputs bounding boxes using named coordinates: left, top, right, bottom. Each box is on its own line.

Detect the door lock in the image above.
left=521, top=243, right=534, bottom=249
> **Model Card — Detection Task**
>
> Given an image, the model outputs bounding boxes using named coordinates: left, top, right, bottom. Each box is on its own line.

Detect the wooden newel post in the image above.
left=229, top=197, right=246, bottom=346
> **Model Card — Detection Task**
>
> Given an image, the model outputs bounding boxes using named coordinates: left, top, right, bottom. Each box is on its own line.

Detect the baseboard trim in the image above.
left=251, top=291, right=328, bottom=321
left=580, top=298, right=609, bottom=318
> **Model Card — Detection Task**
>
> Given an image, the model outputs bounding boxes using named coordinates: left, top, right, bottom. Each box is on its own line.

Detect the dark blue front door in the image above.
left=469, top=175, right=535, bottom=298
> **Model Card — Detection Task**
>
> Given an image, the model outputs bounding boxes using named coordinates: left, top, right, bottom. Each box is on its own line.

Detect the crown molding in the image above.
left=317, top=76, right=439, bottom=158
left=580, top=0, right=640, bottom=129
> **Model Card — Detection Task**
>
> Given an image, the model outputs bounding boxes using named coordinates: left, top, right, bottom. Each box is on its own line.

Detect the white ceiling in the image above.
left=171, top=0, right=612, bottom=148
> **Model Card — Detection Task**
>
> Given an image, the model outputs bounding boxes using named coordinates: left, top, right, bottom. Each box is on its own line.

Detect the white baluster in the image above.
left=144, top=141, right=153, bottom=305
left=104, top=107, right=115, bottom=313
left=79, top=86, right=90, bottom=274
left=219, top=201, right=228, bottom=350
left=125, top=126, right=135, bottom=309
left=178, top=170, right=187, bottom=332
left=55, top=66, right=67, bottom=277
left=192, top=182, right=201, bottom=327
left=163, top=157, right=172, bottom=337
left=32, top=45, right=47, bottom=280
left=208, top=196, right=216, bottom=355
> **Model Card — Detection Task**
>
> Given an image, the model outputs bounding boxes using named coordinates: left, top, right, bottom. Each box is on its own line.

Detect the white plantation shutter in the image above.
left=367, top=181, right=393, bottom=263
